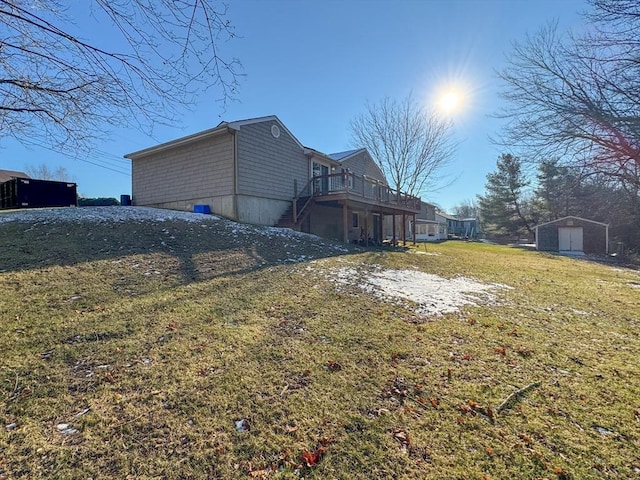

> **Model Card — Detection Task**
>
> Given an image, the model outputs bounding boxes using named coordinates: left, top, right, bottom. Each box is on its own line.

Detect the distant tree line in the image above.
left=478, top=153, right=638, bottom=254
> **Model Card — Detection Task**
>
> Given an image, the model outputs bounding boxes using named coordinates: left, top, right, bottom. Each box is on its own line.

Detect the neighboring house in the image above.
left=125, top=115, right=421, bottom=243
left=535, top=216, right=609, bottom=255
left=439, top=212, right=479, bottom=239
left=403, top=202, right=448, bottom=241
left=0, top=170, right=30, bottom=183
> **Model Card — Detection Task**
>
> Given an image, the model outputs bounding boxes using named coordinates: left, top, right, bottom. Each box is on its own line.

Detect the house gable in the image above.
left=235, top=118, right=308, bottom=201
left=331, top=149, right=386, bottom=185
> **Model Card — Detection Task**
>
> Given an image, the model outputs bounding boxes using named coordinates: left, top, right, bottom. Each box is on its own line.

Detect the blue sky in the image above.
left=0, top=0, right=588, bottom=211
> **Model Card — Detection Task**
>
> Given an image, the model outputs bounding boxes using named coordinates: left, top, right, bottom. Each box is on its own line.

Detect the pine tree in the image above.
left=478, top=154, right=534, bottom=239
left=534, top=159, right=580, bottom=221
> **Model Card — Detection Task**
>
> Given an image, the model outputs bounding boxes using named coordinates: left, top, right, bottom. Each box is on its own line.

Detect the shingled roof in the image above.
left=0, top=170, right=30, bottom=183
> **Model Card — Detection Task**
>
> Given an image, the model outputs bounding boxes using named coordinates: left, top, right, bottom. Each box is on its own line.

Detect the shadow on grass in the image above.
left=0, top=217, right=358, bottom=282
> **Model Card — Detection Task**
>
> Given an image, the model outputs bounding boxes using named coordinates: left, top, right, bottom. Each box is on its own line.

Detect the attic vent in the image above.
left=271, top=124, right=281, bottom=138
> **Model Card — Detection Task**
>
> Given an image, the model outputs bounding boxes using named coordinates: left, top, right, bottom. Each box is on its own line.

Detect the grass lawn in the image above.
left=1, top=212, right=639, bottom=479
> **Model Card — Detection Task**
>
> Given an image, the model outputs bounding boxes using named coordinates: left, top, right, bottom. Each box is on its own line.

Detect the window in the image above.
left=352, top=212, right=359, bottom=228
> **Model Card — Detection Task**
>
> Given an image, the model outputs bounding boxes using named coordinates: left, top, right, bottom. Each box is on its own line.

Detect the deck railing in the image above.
left=293, top=172, right=420, bottom=224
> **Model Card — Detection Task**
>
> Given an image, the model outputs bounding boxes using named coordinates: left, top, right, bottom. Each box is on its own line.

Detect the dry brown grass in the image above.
left=1, top=216, right=639, bottom=479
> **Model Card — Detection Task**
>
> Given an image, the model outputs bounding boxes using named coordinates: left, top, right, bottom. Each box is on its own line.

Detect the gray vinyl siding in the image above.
left=340, top=151, right=386, bottom=184
left=416, top=203, right=436, bottom=221
left=132, top=133, right=234, bottom=215
left=236, top=122, right=308, bottom=200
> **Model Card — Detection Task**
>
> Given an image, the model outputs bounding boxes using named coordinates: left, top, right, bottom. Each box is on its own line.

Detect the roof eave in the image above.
left=124, top=125, right=233, bottom=160
left=533, top=215, right=609, bottom=229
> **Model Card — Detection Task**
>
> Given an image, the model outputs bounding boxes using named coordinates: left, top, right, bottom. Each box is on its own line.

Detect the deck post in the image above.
left=342, top=201, right=349, bottom=244
left=364, top=210, right=369, bottom=247
left=392, top=213, right=397, bottom=246
left=402, top=214, right=406, bottom=246
left=413, top=213, right=417, bottom=246
left=292, top=179, right=298, bottom=223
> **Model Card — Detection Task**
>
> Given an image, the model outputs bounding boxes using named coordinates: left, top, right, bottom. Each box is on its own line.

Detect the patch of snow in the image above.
left=326, top=264, right=512, bottom=316
left=0, top=206, right=220, bottom=224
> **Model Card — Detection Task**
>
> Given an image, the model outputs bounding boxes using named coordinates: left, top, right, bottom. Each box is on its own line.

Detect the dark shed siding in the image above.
left=536, top=217, right=607, bottom=254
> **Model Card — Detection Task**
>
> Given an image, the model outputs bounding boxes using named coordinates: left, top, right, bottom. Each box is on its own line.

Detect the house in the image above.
left=438, top=212, right=479, bottom=239
left=125, top=116, right=421, bottom=244
left=534, top=216, right=609, bottom=255
left=403, top=202, right=448, bottom=241
left=0, top=169, right=30, bottom=183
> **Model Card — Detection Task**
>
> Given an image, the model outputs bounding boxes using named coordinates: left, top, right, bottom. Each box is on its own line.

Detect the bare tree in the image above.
left=349, top=95, right=456, bottom=198
left=452, top=198, right=478, bottom=218
left=496, top=5, right=640, bottom=191
left=25, top=163, right=73, bottom=181
left=0, top=0, right=241, bottom=153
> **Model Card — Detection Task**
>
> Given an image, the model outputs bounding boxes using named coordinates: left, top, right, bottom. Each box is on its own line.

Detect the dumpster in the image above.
left=0, top=177, right=77, bottom=209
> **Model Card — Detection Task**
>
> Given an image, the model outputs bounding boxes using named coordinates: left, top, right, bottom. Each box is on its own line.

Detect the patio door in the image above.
left=372, top=214, right=381, bottom=243
left=312, top=162, right=329, bottom=194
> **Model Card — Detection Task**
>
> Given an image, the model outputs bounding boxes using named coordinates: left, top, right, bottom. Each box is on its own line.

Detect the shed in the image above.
left=534, top=216, right=609, bottom=255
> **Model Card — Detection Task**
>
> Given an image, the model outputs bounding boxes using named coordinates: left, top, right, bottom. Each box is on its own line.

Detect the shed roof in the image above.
left=534, top=215, right=608, bottom=228
left=0, top=170, right=30, bottom=183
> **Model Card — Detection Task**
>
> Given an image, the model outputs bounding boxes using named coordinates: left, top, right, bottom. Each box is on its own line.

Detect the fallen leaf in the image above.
left=494, top=347, right=506, bottom=356
left=517, top=345, right=533, bottom=357
left=429, top=397, right=439, bottom=408
left=458, top=405, right=473, bottom=415
left=325, top=360, right=342, bottom=372
left=302, top=447, right=325, bottom=467
left=518, top=433, right=533, bottom=445
left=486, top=406, right=495, bottom=421
left=166, top=321, right=178, bottom=331
left=467, top=317, right=476, bottom=325
left=248, top=469, right=269, bottom=479
left=392, top=428, right=411, bottom=452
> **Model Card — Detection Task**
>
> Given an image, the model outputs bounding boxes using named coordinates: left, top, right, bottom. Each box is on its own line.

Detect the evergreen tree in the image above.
left=478, top=154, right=534, bottom=238
left=534, top=159, right=580, bottom=221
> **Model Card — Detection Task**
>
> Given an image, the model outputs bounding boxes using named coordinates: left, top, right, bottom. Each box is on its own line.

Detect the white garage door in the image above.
left=558, top=227, right=583, bottom=252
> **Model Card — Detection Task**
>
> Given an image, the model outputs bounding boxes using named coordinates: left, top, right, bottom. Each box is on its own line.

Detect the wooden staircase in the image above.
left=275, top=196, right=313, bottom=229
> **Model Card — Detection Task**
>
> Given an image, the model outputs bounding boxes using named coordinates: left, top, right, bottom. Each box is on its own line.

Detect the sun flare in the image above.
left=437, top=90, right=463, bottom=115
